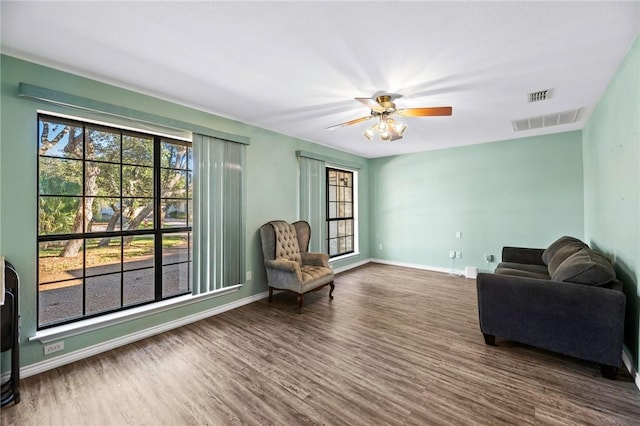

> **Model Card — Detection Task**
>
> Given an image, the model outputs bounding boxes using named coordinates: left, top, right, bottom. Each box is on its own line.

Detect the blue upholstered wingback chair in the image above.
left=259, top=220, right=334, bottom=312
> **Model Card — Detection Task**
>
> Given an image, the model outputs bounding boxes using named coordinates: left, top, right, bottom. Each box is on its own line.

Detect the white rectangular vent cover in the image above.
left=528, top=89, right=553, bottom=103
left=512, top=108, right=582, bottom=132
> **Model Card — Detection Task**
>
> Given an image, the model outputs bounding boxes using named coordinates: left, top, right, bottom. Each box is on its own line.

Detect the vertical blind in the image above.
left=192, top=134, right=246, bottom=294
left=299, top=156, right=326, bottom=252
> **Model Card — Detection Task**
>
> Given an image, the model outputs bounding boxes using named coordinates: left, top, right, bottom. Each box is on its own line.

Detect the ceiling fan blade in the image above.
left=355, top=97, right=385, bottom=112
left=396, top=106, right=453, bottom=117
left=326, top=115, right=373, bottom=130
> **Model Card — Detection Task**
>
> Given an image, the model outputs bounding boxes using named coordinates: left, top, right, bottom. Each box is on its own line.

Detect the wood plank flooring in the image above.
left=2, top=263, right=640, bottom=425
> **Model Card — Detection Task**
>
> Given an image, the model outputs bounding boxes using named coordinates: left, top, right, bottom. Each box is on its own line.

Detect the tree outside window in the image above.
left=37, top=114, right=192, bottom=328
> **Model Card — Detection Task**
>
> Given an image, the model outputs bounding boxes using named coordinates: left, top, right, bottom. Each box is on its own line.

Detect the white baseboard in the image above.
left=370, top=258, right=466, bottom=277
left=19, top=291, right=269, bottom=379
left=622, top=346, right=640, bottom=391
left=333, top=258, right=462, bottom=276
left=333, top=258, right=371, bottom=274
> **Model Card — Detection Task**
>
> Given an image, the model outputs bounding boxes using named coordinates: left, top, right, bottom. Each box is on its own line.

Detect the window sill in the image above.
left=329, top=251, right=360, bottom=263
left=30, top=284, right=242, bottom=344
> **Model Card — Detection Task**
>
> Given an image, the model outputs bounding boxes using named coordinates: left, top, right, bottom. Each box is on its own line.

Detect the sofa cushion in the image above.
left=547, top=243, right=587, bottom=276
left=494, top=267, right=550, bottom=280
left=551, top=248, right=615, bottom=286
left=497, top=262, right=550, bottom=275
left=542, top=236, right=588, bottom=265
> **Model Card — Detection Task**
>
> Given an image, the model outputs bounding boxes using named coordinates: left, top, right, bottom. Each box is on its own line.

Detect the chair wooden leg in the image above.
left=297, top=294, right=303, bottom=314
left=329, top=281, right=335, bottom=300
left=268, top=287, right=273, bottom=303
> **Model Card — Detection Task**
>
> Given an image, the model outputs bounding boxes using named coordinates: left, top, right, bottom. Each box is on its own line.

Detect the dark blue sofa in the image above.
left=476, top=236, right=626, bottom=379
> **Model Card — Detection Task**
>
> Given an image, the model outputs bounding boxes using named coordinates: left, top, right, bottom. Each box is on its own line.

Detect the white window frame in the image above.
left=326, top=164, right=359, bottom=261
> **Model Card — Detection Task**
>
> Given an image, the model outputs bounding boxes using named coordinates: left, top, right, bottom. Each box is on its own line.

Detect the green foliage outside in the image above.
left=38, top=117, right=192, bottom=278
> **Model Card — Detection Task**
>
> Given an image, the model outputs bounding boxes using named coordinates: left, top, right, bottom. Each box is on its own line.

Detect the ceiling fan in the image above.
left=326, top=94, right=452, bottom=141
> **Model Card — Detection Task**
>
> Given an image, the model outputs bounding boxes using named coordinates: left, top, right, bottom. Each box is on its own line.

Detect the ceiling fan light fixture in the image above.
left=389, top=133, right=403, bottom=141
left=393, top=121, right=408, bottom=136
left=361, top=117, right=407, bottom=141
left=363, top=126, right=376, bottom=140
left=327, top=93, right=451, bottom=142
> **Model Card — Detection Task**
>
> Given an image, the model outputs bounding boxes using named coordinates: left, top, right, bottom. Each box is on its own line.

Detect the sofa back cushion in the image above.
left=551, top=248, right=615, bottom=286
left=547, top=243, right=588, bottom=276
left=542, top=236, right=588, bottom=265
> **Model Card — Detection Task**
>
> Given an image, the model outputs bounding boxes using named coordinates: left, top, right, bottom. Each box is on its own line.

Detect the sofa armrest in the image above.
left=301, top=252, right=331, bottom=268
left=502, top=246, right=545, bottom=265
left=477, top=272, right=626, bottom=367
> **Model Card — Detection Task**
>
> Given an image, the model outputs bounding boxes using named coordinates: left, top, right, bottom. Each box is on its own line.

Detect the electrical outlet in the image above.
left=44, top=341, right=64, bottom=355
left=456, top=231, right=462, bottom=239
left=485, top=254, right=494, bottom=263
left=456, top=251, right=462, bottom=259
left=449, top=250, right=456, bottom=259
left=379, top=244, right=383, bottom=250
left=246, top=271, right=252, bottom=281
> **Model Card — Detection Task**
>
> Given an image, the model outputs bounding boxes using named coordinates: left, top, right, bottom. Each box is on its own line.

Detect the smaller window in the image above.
left=326, top=167, right=355, bottom=258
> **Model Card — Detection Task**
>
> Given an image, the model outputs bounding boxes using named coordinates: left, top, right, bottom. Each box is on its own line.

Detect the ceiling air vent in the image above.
left=512, top=108, right=582, bottom=132
left=528, top=89, right=553, bottom=103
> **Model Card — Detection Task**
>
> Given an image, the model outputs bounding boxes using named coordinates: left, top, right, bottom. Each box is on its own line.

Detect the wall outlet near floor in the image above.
left=485, top=254, right=494, bottom=263
left=379, top=244, right=383, bottom=250
left=456, top=251, right=462, bottom=259
left=44, top=341, right=64, bottom=355
left=246, top=271, right=252, bottom=281
left=449, top=250, right=456, bottom=259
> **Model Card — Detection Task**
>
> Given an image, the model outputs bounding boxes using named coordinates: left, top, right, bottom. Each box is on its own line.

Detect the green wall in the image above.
left=2, top=33, right=638, bottom=379
left=369, top=132, right=585, bottom=272
left=0, top=55, right=370, bottom=369
left=583, top=36, right=640, bottom=372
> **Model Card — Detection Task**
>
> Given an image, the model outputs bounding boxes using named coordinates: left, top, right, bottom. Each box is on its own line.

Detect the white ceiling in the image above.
left=1, top=1, right=639, bottom=158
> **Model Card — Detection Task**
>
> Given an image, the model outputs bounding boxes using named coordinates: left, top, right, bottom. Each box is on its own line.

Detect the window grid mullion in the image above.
left=36, top=114, right=192, bottom=330
left=154, top=136, right=163, bottom=302
left=81, top=123, right=87, bottom=317
left=119, top=127, right=125, bottom=310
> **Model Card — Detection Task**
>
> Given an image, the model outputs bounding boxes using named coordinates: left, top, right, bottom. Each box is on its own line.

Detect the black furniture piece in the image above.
left=1, top=259, right=20, bottom=407
left=477, top=236, right=625, bottom=379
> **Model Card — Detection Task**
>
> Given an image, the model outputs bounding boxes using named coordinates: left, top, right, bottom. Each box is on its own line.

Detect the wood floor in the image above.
left=2, top=263, right=640, bottom=425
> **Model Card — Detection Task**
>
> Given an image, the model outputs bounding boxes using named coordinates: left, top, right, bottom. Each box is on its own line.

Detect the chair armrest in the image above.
left=301, top=252, right=330, bottom=268
left=502, top=246, right=545, bottom=265
left=265, top=258, right=302, bottom=282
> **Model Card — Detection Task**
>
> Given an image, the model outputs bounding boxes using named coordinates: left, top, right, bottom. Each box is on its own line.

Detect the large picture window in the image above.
left=37, top=114, right=192, bottom=329
left=326, top=167, right=355, bottom=258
